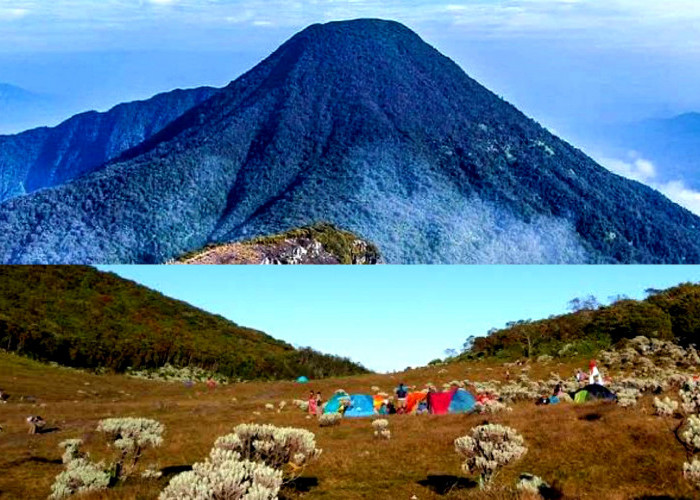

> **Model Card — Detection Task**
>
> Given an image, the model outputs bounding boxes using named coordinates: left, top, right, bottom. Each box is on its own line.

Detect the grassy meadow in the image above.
left=0, top=352, right=695, bottom=500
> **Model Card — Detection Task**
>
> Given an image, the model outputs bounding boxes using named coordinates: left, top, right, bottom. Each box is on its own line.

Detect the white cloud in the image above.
left=601, top=152, right=700, bottom=216
left=0, top=7, right=29, bottom=20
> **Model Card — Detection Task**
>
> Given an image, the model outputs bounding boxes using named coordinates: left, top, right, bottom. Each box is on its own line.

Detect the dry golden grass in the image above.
left=0, top=353, right=696, bottom=500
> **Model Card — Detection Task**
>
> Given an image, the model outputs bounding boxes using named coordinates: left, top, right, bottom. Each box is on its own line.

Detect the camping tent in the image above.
left=428, top=388, right=477, bottom=415
left=323, top=392, right=350, bottom=413
left=448, top=388, right=477, bottom=413
left=344, top=395, right=376, bottom=418
left=571, top=384, right=617, bottom=403
left=296, top=376, right=309, bottom=383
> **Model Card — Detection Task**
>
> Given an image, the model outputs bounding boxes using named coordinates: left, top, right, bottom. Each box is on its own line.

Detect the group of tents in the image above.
left=317, top=384, right=618, bottom=417
left=323, top=388, right=478, bottom=417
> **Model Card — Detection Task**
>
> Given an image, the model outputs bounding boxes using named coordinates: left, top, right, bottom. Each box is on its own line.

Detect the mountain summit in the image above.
left=1, top=19, right=700, bottom=263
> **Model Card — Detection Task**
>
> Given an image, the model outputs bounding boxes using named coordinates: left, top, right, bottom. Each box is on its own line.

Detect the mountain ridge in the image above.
left=2, top=19, right=700, bottom=263
left=0, top=86, right=218, bottom=201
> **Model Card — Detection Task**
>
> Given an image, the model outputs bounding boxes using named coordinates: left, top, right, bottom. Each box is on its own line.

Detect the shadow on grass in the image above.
left=160, top=464, right=192, bottom=478
left=579, top=412, right=602, bottom=421
left=285, top=476, right=319, bottom=493
left=417, top=475, right=477, bottom=495
left=3, top=456, right=62, bottom=468
left=39, top=426, right=61, bottom=434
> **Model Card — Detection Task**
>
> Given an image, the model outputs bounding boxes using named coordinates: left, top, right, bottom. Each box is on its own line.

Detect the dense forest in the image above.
left=0, top=266, right=367, bottom=380
left=456, top=283, right=700, bottom=361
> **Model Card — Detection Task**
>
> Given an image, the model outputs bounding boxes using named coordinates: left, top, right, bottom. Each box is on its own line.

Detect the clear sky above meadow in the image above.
left=98, top=265, right=700, bottom=373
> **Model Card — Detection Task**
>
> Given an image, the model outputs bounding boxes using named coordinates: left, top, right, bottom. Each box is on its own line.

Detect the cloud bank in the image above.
left=601, top=152, right=700, bottom=216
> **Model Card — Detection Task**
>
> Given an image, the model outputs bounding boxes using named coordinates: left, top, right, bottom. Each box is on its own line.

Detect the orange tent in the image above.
left=406, top=392, right=427, bottom=413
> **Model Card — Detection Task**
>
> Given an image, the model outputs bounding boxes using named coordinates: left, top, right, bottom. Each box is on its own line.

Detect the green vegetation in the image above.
left=456, top=283, right=700, bottom=361
left=0, top=266, right=367, bottom=380
left=248, top=222, right=381, bottom=264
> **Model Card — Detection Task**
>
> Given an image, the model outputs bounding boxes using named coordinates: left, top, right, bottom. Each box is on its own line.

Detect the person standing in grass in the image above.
left=307, top=391, right=317, bottom=415
left=395, top=382, right=408, bottom=411
left=315, top=391, right=323, bottom=414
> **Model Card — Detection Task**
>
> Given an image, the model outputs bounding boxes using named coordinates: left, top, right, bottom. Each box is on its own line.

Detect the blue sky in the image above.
left=98, top=265, right=700, bottom=373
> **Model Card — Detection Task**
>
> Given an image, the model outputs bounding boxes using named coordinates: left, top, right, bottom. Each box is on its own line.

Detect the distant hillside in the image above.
left=0, top=266, right=367, bottom=379
left=0, top=86, right=217, bottom=201
left=457, top=283, right=700, bottom=361
left=5, top=20, right=700, bottom=263
left=176, top=223, right=381, bottom=264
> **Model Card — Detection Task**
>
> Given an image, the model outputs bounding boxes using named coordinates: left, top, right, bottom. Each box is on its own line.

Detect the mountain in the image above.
left=579, top=113, right=700, bottom=189
left=457, top=282, right=700, bottom=361
left=3, top=19, right=700, bottom=263
left=0, top=86, right=218, bottom=202
left=0, top=83, right=58, bottom=136
left=0, top=266, right=367, bottom=380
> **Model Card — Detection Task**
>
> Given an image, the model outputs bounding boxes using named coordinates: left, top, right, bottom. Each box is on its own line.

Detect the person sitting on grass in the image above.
left=386, top=399, right=396, bottom=415
left=416, top=400, right=429, bottom=414
left=26, top=415, right=46, bottom=434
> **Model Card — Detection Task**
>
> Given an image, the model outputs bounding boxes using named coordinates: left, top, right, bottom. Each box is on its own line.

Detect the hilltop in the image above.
left=0, top=266, right=367, bottom=380
left=175, top=223, right=381, bottom=264
left=453, top=282, right=700, bottom=362
left=3, top=20, right=700, bottom=263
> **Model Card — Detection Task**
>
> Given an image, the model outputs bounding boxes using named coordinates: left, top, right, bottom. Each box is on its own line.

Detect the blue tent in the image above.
left=323, top=392, right=349, bottom=414
left=343, top=394, right=376, bottom=418
left=296, top=376, right=309, bottom=383
left=448, top=388, right=476, bottom=414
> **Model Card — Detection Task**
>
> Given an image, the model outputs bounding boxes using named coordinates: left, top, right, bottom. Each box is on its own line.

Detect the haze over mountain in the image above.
left=3, top=19, right=700, bottom=264
left=0, top=86, right=217, bottom=201
left=576, top=113, right=700, bottom=190
left=0, top=83, right=59, bottom=136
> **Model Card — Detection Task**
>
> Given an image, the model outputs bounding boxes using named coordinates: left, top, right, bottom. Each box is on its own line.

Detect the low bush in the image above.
left=454, top=424, right=527, bottom=489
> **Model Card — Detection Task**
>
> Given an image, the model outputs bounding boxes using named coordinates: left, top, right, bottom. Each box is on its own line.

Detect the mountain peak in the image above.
left=3, top=20, right=700, bottom=264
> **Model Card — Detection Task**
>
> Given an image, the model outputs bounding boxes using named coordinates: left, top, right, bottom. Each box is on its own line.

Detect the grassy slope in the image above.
left=0, top=266, right=367, bottom=380
left=0, top=353, right=694, bottom=500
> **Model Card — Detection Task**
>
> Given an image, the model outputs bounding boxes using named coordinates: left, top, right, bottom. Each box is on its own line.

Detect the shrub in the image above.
left=473, top=400, right=511, bottom=414
left=96, top=417, right=164, bottom=480
left=681, top=415, right=700, bottom=452
left=680, top=380, right=700, bottom=414
left=160, top=456, right=282, bottom=500
left=59, top=439, right=86, bottom=464
left=654, top=396, right=679, bottom=417
left=372, top=419, right=391, bottom=439
left=49, top=458, right=110, bottom=500
left=616, top=388, right=640, bottom=408
left=454, top=424, right=527, bottom=489
left=684, top=458, right=700, bottom=488
left=516, top=473, right=549, bottom=495
left=212, top=424, right=321, bottom=481
left=319, top=413, right=341, bottom=427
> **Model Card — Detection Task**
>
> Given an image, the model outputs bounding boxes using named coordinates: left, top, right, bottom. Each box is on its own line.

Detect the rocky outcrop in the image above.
left=174, top=223, right=381, bottom=265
